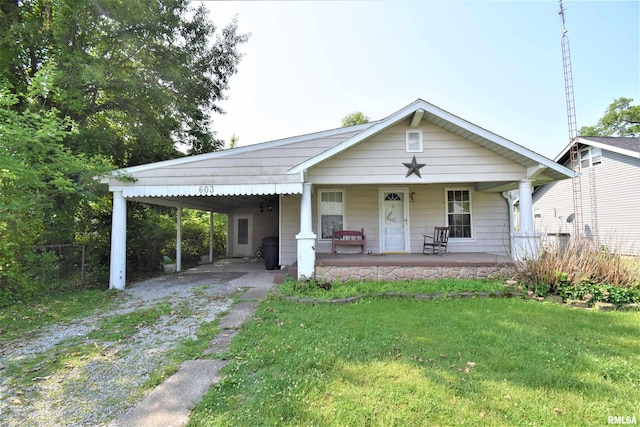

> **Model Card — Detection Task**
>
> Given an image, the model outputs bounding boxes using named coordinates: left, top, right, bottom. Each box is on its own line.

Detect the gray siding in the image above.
left=533, top=149, right=640, bottom=255
left=585, top=150, right=640, bottom=255
left=126, top=130, right=360, bottom=186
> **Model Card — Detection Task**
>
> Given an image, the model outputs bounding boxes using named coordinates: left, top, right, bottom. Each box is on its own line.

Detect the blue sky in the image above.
left=200, top=0, right=639, bottom=159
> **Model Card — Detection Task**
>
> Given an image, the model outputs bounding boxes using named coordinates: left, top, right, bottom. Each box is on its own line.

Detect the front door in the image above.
left=233, top=214, right=253, bottom=257
left=380, top=189, right=409, bottom=252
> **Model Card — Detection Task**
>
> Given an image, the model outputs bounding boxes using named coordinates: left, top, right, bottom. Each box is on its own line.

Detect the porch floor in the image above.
left=316, top=252, right=513, bottom=267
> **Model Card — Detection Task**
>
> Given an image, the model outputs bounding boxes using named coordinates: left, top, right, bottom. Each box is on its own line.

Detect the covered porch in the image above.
left=282, top=252, right=516, bottom=283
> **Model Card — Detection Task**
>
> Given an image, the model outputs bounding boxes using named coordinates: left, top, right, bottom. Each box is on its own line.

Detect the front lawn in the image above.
left=189, top=296, right=639, bottom=426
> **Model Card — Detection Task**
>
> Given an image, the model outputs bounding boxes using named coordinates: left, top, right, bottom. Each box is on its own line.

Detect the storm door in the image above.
left=380, top=189, right=409, bottom=252
left=233, top=214, right=253, bottom=257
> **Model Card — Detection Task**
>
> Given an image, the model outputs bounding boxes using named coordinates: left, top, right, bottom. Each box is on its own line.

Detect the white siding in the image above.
left=533, top=149, right=640, bottom=255
left=280, top=194, right=301, bottom=266
left=226, top=205, right=278, bottom=257
left=312, top=184, right=509, bottom=256
left=307, top=121, right=526, bottom=185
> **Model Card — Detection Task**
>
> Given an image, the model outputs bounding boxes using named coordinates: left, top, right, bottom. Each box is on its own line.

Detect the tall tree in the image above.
left=579, top=97, right=640, bottom=137
left=1, top=0, right=249, bottom=166
left=0, top=0, right=248, bottom=291
left=0, top=64, right=110, bottom=300
left=341, top=111, right=369, bottom=127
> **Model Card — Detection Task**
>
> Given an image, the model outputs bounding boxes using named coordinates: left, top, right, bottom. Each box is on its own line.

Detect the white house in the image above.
left=532, top=136, right=640, bottom=255
left=100, top=99, right=574, bottom=289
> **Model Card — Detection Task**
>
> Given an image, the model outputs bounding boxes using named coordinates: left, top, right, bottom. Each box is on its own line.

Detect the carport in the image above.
left=99, top=140, right=312, bottom=290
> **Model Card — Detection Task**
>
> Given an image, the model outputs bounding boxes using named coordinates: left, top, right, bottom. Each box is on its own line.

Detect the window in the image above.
left=580, top=147, right=602, bottom=169
left=406, top=130, right=423, bottom=153
left=237, top=218, right=249, bottom=244
left=319, top=190, right=345, bottom=239
left=446, top=189, right=472, bottom=238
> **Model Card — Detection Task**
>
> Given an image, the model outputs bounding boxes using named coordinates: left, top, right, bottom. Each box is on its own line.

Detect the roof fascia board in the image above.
left=289, top=98, right=573, bottom=178
left=576, top=137, right=640, bottom=159
left=102, top=121, right=378, bottom=178
left=555, top=137, right=640, bottom=161
left=424, top=103, right=574, bottom=178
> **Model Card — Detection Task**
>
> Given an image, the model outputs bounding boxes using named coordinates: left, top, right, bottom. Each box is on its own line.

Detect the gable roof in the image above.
left=101, top=98, right=574, bottom=200
left=288, top=98, right=573, bottom=182
left=555, top=136, right=640, bottom=163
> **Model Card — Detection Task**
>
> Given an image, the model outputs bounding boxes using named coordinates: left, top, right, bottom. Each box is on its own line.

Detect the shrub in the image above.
left=517, top=236, right=639, bottom=305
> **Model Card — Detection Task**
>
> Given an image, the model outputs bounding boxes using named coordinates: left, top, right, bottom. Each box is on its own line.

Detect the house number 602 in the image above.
left=198, top=185, right=215, bottom=194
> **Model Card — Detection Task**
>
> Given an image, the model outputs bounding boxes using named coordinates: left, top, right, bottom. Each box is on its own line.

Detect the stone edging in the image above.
left=275, top=291, right=639, bottom=311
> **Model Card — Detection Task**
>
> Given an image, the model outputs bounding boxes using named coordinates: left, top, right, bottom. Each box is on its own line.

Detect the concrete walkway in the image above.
left=110, top=258, right=277, bottom=427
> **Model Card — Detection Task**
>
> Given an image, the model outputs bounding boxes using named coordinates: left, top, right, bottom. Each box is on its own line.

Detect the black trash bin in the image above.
left=263, top=236, right=279, bottom=270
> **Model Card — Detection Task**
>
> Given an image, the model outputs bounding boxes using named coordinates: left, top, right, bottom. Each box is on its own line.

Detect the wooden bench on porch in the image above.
left=332, top=229, right=366, bottom=254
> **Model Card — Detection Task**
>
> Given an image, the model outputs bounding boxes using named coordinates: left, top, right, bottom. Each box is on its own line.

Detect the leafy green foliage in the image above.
left=1, top=0, right=245, bottom=301
left=0, top=65, right=112, bottom=305
left=579, top=97, right=640, bottom=137
left=2, top=0, right=249, bottom=163
left=558, top=283, right=639, bottom=306
left=189, top=298, right=640, bottom=426
left=341, top=111, right=370, bottom=127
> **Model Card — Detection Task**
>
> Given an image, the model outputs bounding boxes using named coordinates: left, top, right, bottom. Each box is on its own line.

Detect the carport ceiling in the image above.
left=128, top=194, right=280, bottom=213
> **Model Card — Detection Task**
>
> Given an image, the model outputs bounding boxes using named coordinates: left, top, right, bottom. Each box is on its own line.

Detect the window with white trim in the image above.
left=580, top=147, right=602, bottom=169
left=446, top=188, right=473, bottom=238
left=318, top=190, right=345, bottom=239
left=406, top=130, right=423, bottom=153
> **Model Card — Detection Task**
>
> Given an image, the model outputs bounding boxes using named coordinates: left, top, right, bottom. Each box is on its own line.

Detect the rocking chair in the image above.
left=423, top=226, right=450, bottom=255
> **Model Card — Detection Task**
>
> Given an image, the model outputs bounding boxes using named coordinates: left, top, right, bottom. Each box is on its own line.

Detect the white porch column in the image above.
left=176, top=204, right=182, bottom=272
left=296, top=182, right=316, bottom=279
left=512, top=179, right=540, bottom=260
left=208, top=211, right=214, bottom=263
left=519, top=180, right=534, bottom=235
left=109, top=190, right=127, bottom=290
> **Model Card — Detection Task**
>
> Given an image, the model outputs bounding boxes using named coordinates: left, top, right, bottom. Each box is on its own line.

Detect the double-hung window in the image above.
left=319, top=190, right=345, bottom=239
left=580, top=147, right=602, bottom=169
left=446, top=188, right=473, bottom=238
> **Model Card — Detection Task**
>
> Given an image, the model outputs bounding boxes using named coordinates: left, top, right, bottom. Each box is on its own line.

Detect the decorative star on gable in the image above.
left=403, top=155, right=426, bottom=178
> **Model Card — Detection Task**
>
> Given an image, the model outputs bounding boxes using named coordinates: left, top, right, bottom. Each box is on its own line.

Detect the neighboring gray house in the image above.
left=100, top=99, right=574, bottom=289
left=532, top=136, right=640, bottom=256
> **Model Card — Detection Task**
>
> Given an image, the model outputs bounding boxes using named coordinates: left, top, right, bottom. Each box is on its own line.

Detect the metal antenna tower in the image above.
left=559, top=0, right=583, bottom=238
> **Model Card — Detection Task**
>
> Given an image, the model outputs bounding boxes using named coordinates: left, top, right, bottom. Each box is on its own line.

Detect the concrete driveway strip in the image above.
left=110, top=259, right=277, bottom=427
left=110, top=359, right=228, bottom=427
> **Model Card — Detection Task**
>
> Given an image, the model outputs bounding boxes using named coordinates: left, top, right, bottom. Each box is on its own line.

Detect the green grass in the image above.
left=0, top=289, right=123, bottom=342
left=86, top=303, right=173, bottom=341
left=0, top=289, right=226, bottom=396
left=189, top=297, right=640, bottom=426
left=278, top=277, right=507, bottom=299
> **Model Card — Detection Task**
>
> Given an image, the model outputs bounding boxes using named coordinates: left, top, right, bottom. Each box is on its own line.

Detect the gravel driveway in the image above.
left=0, top=259, right=270, bottom=427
